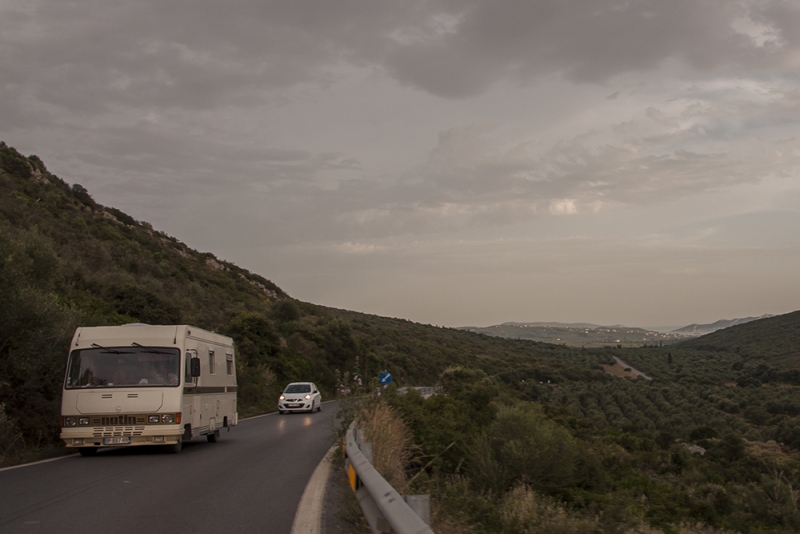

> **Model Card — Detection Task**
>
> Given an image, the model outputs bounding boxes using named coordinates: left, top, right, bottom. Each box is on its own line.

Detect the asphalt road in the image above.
left=0, top=401, right=340, bottom=534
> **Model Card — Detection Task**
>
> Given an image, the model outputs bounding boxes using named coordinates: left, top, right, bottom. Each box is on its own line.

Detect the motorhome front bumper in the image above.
left=60, top=424, right=183, bottom=448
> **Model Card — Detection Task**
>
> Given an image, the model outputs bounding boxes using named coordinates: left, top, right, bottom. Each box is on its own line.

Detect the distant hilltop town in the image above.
left=460, top=315, right=774, bottom=347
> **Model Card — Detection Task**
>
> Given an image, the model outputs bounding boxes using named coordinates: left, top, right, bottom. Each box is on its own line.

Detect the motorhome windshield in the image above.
left=65, top=346, right=180, bottom=388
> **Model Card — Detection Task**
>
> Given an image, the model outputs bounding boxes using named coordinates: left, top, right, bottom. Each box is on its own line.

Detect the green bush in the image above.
left=469, top=403, right=579, bottom=494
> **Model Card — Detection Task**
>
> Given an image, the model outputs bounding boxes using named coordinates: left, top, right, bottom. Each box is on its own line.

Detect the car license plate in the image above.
left=103, top=437, right=131, bottom=445
left=290, top=404, right=302, bottom=408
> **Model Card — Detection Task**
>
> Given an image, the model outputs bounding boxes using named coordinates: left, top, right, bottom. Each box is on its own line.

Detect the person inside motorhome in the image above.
left=150, top=360, right=176, bottom=385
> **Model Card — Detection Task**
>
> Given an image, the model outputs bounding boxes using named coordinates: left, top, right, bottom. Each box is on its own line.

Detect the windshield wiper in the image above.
left=131, top=342, right=173, bottom=355
left=90, top=343, right=133, bottom=355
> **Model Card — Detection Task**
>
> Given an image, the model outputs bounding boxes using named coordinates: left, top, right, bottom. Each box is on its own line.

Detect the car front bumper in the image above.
left=279, top=402, right=312, bottom=412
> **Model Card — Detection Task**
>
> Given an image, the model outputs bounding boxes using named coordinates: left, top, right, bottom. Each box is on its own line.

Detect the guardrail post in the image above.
left=360, top=442, right=373, bottom=464
left=403, top=495, right=430, bottom=525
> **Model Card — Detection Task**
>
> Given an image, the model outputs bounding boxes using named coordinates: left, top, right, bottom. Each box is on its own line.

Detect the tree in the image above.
left=0, top=227, right=80, bottom=444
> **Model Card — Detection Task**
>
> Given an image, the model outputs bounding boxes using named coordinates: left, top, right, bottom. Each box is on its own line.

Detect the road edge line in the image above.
left=0, top=454, right=72, bottom=473
left=291, top=443, right=337, bottom=534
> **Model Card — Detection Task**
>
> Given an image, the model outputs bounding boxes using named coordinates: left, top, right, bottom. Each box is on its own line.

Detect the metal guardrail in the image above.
left=396, top=386, right=440, bottom=399
left=345, top=421, right=435, bottom=534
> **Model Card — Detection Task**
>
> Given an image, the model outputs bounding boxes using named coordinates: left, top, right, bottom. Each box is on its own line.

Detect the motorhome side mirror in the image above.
left=191, top=357, right=201, bottom=377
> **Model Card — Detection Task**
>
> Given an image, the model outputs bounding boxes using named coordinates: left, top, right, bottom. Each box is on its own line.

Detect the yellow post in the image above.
left=348, top=463, right=357, bottom=491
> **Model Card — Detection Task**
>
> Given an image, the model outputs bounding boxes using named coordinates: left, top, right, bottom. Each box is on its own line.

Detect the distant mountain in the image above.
left=671, top=315, right=774, bottom=336
left=459, top=323, right=684, bottom=347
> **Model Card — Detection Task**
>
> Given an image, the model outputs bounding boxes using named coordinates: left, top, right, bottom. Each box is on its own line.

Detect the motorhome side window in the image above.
left=226, top=353, right=233, bottom=375
left=209, top=350, right=216, bottom=374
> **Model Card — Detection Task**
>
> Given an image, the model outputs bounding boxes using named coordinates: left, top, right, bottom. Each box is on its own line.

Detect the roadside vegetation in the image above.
left=3, top=142, right=800, bottom=532
left=351, top=354, right=800, bottom=533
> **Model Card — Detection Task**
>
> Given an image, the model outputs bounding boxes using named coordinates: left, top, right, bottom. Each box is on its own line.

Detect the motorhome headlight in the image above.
left=161, top=414, right=175, bottom=424
left=304, top=394, right=311, bottom=400
left=279, top=394, right=285, bottom=401
left=148, top=415, right=160, bottom=424
left=65, top=416, right=77, bottom=427
left=78, top=417, right=90, bottom=426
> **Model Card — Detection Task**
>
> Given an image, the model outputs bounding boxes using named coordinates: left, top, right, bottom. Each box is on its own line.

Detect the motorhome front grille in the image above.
left=92, top=426, right=145, bottom=437
left=91, top=415, right=146, bottom=426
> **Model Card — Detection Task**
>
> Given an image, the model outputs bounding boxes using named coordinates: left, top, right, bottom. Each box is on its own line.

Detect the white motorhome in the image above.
left=60, top=324, right=237, bottom=455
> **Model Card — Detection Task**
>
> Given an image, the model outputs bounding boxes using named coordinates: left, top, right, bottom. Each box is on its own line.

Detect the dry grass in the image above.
left=673, top=523, right=737, bottom=534
left=430, top=504, right=474, bottom=534
left=745, top=439, right=797, bottom=465
left=498, top=483, right=738, bottom=534
left=358, top=401, right=417, bottom=491
left=499, top=482, right=598, bottom=534
left=428, top=476, right=486, bottom=533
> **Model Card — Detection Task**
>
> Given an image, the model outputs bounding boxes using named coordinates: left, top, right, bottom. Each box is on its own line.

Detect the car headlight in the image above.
left=279, top=395, right=285, bottom=400
left=65, top=416, right=77, bottom=427
left=304, top=394, right=311, bottom=400
left=79, top=417, right=90, bottom=426
left=162, top=414, right=175, bottom=424
left=148, top=415, right=160, bottom=424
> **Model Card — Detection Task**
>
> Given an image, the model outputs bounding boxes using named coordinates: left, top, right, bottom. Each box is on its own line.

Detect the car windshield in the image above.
left=65, top=346, right=181, bottom=388
left=284, top=384, right=311, bottom=394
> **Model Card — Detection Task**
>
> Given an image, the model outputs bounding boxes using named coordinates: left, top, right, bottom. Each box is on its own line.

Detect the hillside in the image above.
left=4, top=141, right=800, bottom=532
left=672, top=315, right=774, bottom=336
left=677, top=311, right=800, bottom=365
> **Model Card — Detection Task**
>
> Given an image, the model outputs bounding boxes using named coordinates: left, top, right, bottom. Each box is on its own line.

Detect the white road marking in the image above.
left=291, top=443, right=338, bottom=534
left=0, top=454, right=72, bottom=473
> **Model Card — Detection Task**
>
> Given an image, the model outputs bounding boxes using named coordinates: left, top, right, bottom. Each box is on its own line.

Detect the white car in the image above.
left=278, top=382, right=322, bottom=414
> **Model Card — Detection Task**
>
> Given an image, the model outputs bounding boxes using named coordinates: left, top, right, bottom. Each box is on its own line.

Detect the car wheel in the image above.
left=207, top=430, right=220, bottom=443
left=278, top=409, right=285, bottom=415
left=317, top=402, right=322, bottom=412
left=165, top=439, right=182, bottom=454
left=78, top=447, right=97, bottom=457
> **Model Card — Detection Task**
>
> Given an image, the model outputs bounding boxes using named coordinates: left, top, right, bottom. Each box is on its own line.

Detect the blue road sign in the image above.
left=379, top=371, right=393, bottom=385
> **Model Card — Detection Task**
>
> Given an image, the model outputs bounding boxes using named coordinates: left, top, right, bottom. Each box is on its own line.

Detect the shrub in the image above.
left=0, top=403, right=25, bottom=466
left=469, top=403, right=579, bottom=494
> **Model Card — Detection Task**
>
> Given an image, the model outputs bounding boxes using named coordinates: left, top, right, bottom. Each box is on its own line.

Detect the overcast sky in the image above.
left=2, top=0, right=799, bottom=328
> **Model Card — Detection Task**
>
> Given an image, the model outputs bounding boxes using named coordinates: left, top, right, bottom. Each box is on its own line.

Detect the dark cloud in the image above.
left=3, top=0, right=797, bottom=121
left=387, top=0, right=797, bottom=96
left=2, top=1, right=798, bottom=239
